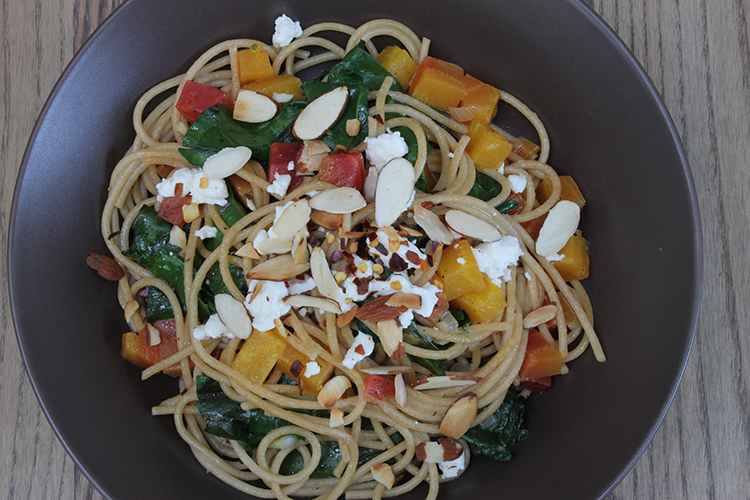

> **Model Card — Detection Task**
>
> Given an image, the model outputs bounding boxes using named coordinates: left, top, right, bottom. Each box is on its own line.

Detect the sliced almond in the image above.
left=377, top=319, right=404, bottom=361
left=284, top=294, right=342, bottom=314
left=202, top=146, right=253, bottom=179
left=374, top=158, right=416, bottom=228
left=439, top=392, right=478, bottom=439
left=309, top=187, right=367, bottom=214
left=291, top=231, right=309, bottom=264
left=346, top=118, right=361, bottom=137
left=437, top=437, right=464, bottom=461
left=310, top=209, right=344, bottom=230
left=169, top=226, right=187, bottom=249
left=274, top=318, right=290, bottom=338
left=394, top=373, right=407, bottom=408
left=253, top=235, right=293, bottom=255
left=297, top=140, right=330, bottom=174
left=147, top=323, right=161, bottom=347
left=413, top=205, right=455, bottom=245
left=309, top=247, right=341, bottom=300
left=293, top=86, right=349, bottom=140
left=370, top=463, right=395, bottom=489
left=317, top=375, right=351, bottom=408
left=246, top=254, right=310, bottom=281
left=86, top=253, right=125, bottom=281
left=233, top=90, right=279, bottom=123
left=415, top=441, right=446, bottom=463
left=271, top=199, right=311, bottom=241
left=411, top=375, right=481, bottom=391
left=355, top=295, right=407, bottom=322
left=329, top=408, right=345, bottom=428
left=535, top=200, right=581, bottom=259
left=335, top=304, right=359, bottom=328
left=214, top=294, right=252, bottom=339
left=182, top=203, right=200, bottom=223
left=523, top=304, right=559, bottom=329
left=444, top=209, right=501, bottom=242
left=235, top=242, right=261, bottom=260
left=359, top=366, right=414, bottom=375
left=386, top=292, right=422, bottom=310
left=124, top=300, right=140, bottom=322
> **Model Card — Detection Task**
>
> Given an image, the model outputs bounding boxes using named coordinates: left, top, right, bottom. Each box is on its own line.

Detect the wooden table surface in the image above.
left=1, top=1, right=746, bottom=498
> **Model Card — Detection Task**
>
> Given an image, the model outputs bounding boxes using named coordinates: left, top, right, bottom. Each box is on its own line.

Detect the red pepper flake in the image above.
left=330, top=251, right=344, bottom=263
left=136, top=287, right=149, bottom=299
left=426, top=254, right=434, bottom=267
left=354, top=344, right=366, bottom=355
left=108, top=231, right=121, bottom=240
left=290, top=359, right=304, bottom=379
left=375, top=113, right=385, bottom=124
left=340, top=238, right=347, bottom=250
left=308, top=234, right=321, bottom=247
left=405, top=250, right=421, bottom=266
left=354, top=277, right=372, bottom=296
left=375, top=242, right=389, bottom=255
left=389, top=253, right=408, bottom=272
left=367, top=232, right=377, bottom=242
left=421, top=201, right=434, bottom=209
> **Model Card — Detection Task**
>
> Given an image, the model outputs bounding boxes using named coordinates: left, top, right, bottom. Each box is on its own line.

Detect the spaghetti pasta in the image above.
left=95, top=17, right=604, bottom=500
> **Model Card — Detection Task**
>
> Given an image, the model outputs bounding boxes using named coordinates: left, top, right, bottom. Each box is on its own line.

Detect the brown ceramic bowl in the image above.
left=10, top=0, right=701, bottom=499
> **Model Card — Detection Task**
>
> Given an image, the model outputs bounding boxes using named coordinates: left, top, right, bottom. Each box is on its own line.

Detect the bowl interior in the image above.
left=10, top=1, right=700, bottom=499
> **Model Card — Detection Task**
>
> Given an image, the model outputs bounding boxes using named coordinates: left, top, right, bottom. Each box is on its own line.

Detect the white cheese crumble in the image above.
left=272, top=14, right=303, bottom=48
left=438, top=450, right=466, bottom=479
left=342, top=332, right=375, bottom=368
left=303, top=361, right=321, bottom=378
left=508, top=174, right=527, bottom=193
left=243, top=280, right=291, bottom=332
left=192, top=314, right=227, bottom=340
left=268, top=174, right=292, bottom=198
left=456, top=257, right=467, bottom=265
left=472, top=236, right=524, bottom=286
left=155, top=167, right=228, bottom=205
left=287, top=275, right=317, bottom=295
left=364, top=131, right=409, bottom=169
left=194, top=225, right=218, bottom=240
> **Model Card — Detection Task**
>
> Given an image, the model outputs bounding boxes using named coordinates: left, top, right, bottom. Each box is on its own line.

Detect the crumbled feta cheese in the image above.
left=268, top=174, right=292, bottom=198
left=438, top=451, right=466, bottom=479
left=508, top=174, right=527, bottom=193
left=272, top=14, right=303, bottom=48
left=156, top=167, right=228, bottom=205
left=472, top=236, right=524, bottom=286
left=273, top=92, right=294, bottom=103
left=342, top=332, right=375, bottom=368
left=447, top=152, right=454, bottom=158
left=244, top=280, right=291, bottom=331
left=192, top=314, right=227, bottom=340
left=303, top=361, right=321, bottom=377
left=365, top=131, right=409, bottom=169
left=287, top=275, right=317, bottom=295
left=456, top=257, right=467, bottom=265
left=194, top=225, right=218, bottom=240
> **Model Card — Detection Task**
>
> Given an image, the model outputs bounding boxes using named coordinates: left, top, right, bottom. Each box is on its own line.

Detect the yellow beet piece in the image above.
left=553, top=232, right=590, bottom=281
left=450, top=275, right=506, bottom=323
left=437, top=240, right=486, bottom=301
left=409, top=56, right=467, bottom=110
left=465, top=121, right=513, bottom=170
left=276, top=343, right=334, bottom=395
left=231, top=329, right=287, bottom=384
left=536, top=175, right=586, bottom=209
left=376, top=46, right=418, bottom=89
left=460, top=75, right=501, bottom=125
left=238, top=45, right=274, bottom=85
left=242, top=74, right=304, bottom=101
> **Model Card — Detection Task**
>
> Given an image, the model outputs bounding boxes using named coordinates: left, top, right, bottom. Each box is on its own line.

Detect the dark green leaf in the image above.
left=462, top=386, right=528, bottom=461
left=145, top=286, right=174, bottom=322
left=497, top=198, right=520, bottom=214
left=467, top=172, right=504, bottom=202
left=449, top=308, right=472, bottom=334
left=326, top=44, right=405, bottom=92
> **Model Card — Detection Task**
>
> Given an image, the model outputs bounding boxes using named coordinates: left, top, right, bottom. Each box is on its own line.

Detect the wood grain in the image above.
left=1, top=0, right=746, bottom=498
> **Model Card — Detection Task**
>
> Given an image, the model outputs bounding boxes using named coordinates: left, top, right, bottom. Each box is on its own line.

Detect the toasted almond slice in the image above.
left=235, top=242, right=261, bottom=259
left=386, top=292, right=422, bottom=310
left=297, top=140, right=331, bottom=174
left=309, top=187, right=367, bottom=214
left=124, top=300, right=139, bottom=322
left=329, top=408, right=345, bottom=428
left=444, top=209, right=502, bottom=242
left=398, top=224, right=424, bottom=238
left=370, top=463, right=395, bottom=489
left=310, top=247, right=341, bottom=300
left=377, top=319, right=404, bottom=360
left=169, top=226, right=187, bottom=249
left=335, top=304, right=359, bottom=328
left=523, top=304, right=559, bottom=328
left=317, top=375, right=351, bottom=408
left=359, top=365, right=414, bottom=375
left=437, top=437, right=464, bottom=461
left=375, top=158, right=416, bottom=228
left=284, top=294, right=342, bottom=314
left=274, top=318, right=290, bottom=338
left=346, top=118, right=361, bottom=137
left=413, top=205, right=455, bottom=245
left=182, top=203, right=200, bottom=223
left=411, top=375, right=481, bottom=391
left=271, top=199, right=311, bottom=241
left=291, top=231, right=309, bottom=264
left=254, top=236, right=293, bottom=255
left=214, top=294, right=252, bottom=339
left=536, top=200, right=581, bottom=259
left=293, top=86, right=349, bottom=140
left=147, top=323, right=161, bottom=347
left=439, top=392, right=478, bottom=439
left=246, top=254, right=310, bottom=281
left=202, top=146, right=253, bottom=179
left=415, top=441, right=446, bottom=463
left=234, top=90, right=278, bottom=123
left=394, top=373, right=407, bottom=408
left=310, top=209, right=344, bottom=230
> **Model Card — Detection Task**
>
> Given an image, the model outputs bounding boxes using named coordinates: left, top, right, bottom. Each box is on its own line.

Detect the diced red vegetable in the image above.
left=268, top=142, right=305, bottom=191
left=363, top=374, right=395, bottom=403
left=176, top=80, right=235, bottom=122
left=318, top=152, right=366, bottom=193
left=518, top=376, right=552, bottom=393
left=518, top=329, right=564, bottom=382
left=157, top=194, right=192, bottom=226
left=121, top=319, right=181, bottom=376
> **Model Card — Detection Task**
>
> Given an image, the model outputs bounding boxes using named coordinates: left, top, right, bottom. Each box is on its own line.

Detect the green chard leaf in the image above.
left=326, top=44, right=405, bottom=93
left=462, top=386, right=528, bottom=461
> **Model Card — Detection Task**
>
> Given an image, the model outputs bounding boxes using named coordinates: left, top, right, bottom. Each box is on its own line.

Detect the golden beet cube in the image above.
left=242, top=74, right=304, bottom=101
left=465, top=121, right=513, bottom=170
left=553, top=232, right=590, bottom=281
left=231, top=329, right=287, bottom=384
left=437, top=240, right=486, bottom=301
left=377, top=46, right=418, bottom=89
left=238, top=45, right=274, bottom=85
left=276, top=343, right=334, bottom=395
left=450, top=275, right=506, bottom=324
